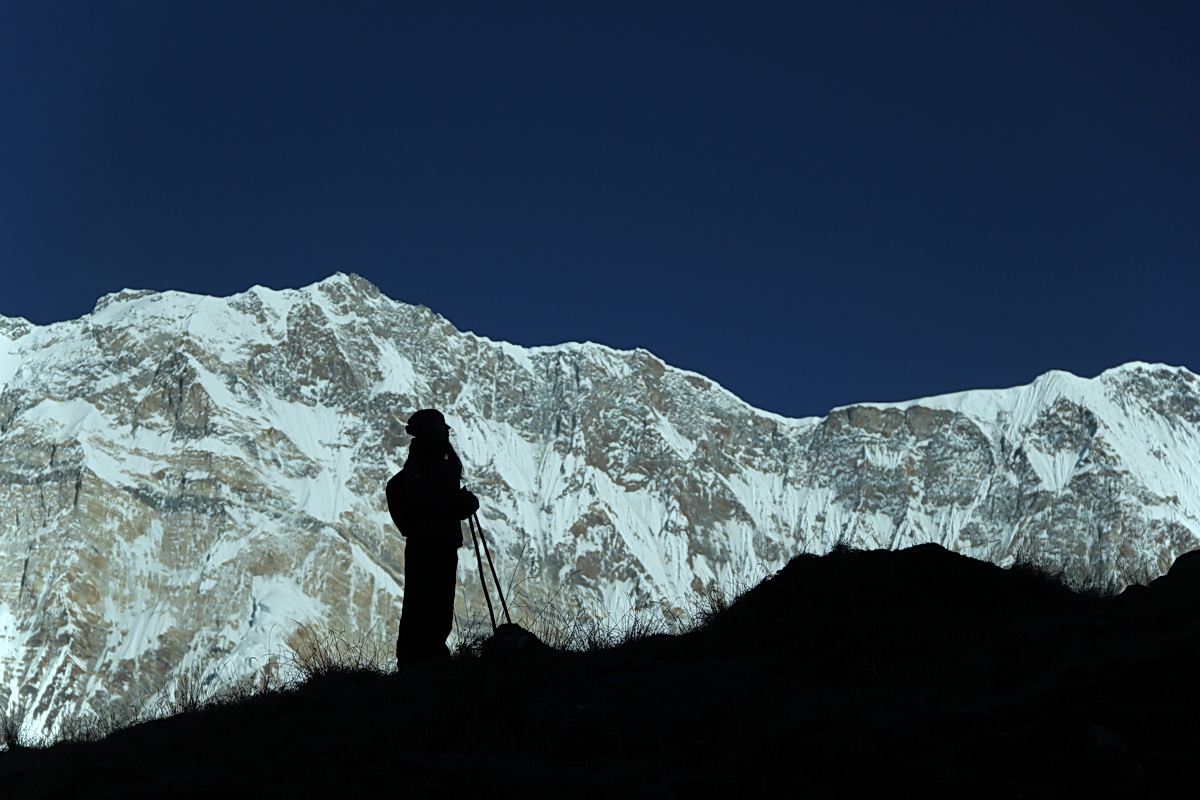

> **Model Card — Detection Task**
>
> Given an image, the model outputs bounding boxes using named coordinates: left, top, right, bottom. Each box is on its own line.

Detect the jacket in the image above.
left=386, top=455, right=478, bottom=547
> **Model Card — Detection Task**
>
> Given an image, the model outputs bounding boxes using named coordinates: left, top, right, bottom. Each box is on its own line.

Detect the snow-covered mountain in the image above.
left=2, top=273, right=1198, bottom=737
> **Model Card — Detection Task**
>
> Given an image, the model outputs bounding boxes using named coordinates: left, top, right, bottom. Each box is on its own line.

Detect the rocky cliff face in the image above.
left=2, top=273, right=1198, bottom=736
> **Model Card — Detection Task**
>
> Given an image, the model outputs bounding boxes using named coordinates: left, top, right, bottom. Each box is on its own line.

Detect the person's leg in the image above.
left=397, top=537, right=459, bottom=665
left=397, top=537, right=434, bottom=665
left=428, top=543, right=459, bottom=659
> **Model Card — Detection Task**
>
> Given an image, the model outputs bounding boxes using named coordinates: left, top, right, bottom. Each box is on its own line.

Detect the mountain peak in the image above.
left=2, top=278, right=1199, bottom=741
left=301, top=271, right=385, bottom=305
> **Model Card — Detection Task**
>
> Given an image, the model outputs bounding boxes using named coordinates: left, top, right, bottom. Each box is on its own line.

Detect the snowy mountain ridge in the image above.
left=1, top=273, right=1197, bottom=737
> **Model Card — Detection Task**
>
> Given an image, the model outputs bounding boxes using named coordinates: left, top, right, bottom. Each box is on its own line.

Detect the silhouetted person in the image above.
left=387, top=409, right=478, bottom=667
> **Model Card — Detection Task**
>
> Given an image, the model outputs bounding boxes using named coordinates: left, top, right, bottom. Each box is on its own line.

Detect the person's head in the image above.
left=405, top=409, right=450, bottom=443
left=404, top=409, right=462, bottom=477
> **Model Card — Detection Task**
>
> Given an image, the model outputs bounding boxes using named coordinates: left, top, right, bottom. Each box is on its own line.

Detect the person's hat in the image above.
left=405, top=409, right=449, bottom=437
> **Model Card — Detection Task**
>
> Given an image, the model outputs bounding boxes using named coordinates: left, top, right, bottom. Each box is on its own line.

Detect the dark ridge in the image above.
left=4, top=543, right=1200, bottom=799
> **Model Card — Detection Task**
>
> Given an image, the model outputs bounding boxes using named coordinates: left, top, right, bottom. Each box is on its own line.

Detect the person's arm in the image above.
left=404, top=468, right=477, bottom=520
left=456, top=488, right=480, bottom=520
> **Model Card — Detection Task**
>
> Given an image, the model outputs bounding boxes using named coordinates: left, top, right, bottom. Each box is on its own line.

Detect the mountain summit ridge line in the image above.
left=1, top=272, right=1197, bottom=737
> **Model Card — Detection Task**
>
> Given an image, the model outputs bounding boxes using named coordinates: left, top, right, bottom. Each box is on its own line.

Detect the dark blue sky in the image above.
left=2, top=1, right=1197, bottom=417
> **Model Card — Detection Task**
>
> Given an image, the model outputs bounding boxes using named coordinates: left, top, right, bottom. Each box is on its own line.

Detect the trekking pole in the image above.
left=471, top=513, right=512, bottom=625
left=468, top=513, right=498, bottom=632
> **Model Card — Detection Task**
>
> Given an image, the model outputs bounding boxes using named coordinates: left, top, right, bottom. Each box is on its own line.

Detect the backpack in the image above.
left=386, top=470, right=414, bottom=537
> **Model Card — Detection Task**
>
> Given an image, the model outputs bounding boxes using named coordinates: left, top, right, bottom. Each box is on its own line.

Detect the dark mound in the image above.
left=4, top=543, right=1199, bottom=799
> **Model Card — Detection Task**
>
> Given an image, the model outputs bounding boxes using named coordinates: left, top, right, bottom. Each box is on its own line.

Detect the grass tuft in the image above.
left=288, top=625, right=393, bottom=679
left=1005, top=544, right=1158, bottom=597
left=0, top=705, right=36, bottom=751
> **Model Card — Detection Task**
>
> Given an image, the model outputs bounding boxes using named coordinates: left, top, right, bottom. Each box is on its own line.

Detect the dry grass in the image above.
left=480, top=569, right=765, bottom=652
left=531, top=602, right=676, bottom=651
left=287, top=625, right=393, bottom=679
left=1005, top=544, right=1167, bottom=597
left=0, top=705, right=36, bottom=750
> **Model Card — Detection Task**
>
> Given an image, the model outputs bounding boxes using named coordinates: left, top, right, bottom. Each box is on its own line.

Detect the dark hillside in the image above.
left=4, top=543, right=1199, bottom=799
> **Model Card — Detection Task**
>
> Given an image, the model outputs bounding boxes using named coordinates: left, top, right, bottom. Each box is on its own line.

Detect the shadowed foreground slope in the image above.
left=4, top=543, right=1200, bottom=799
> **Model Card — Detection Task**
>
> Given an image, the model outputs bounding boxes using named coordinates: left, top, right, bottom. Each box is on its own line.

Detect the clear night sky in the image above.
left=2, top=1, right=1197, bottom=418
